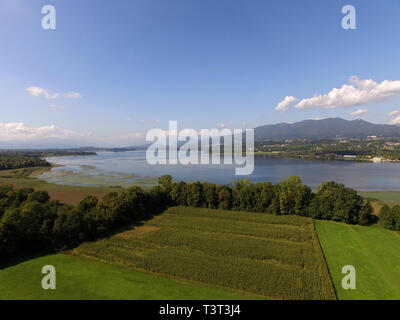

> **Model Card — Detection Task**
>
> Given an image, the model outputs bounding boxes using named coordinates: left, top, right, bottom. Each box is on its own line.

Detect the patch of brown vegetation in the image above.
left=0, top=167, right=123, bottom=205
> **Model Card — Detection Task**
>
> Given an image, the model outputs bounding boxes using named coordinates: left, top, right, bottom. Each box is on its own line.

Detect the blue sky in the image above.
left=1, top=0, right=400, bottom=147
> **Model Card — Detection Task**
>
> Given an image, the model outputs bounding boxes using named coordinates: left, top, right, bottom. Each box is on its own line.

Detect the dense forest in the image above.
left=0, top=175, right=378, bottom=260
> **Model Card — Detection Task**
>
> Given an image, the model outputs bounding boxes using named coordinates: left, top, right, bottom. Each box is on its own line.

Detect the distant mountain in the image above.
left=254, top=118, right=400, bottom=140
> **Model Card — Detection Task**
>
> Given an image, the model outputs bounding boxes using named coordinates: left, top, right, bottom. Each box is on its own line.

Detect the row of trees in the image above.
left=0, top=175, right=376, bottom=260
left=0, top=156, right=50, bottom=170
left=160, top=175, right=375, bottom=225
left=379, top=205, right=400, bottom=231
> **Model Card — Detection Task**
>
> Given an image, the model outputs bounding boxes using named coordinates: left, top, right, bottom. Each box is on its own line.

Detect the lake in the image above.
left=37, top=151, right=400, bottom=191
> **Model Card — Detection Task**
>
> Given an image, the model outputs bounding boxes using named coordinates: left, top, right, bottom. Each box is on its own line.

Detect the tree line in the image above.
left=0, top=156, right=51, bottom=170
left=162, top=176, right=375, bottom=225
left=0, top=175, right=376, bottom=260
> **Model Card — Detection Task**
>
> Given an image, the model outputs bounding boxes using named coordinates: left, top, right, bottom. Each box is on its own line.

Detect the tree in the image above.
left=274, top=176, right=313, bottom=216
left=358, top=201, right=374, bottom=226
left=253, top=182, right=275, bottom=213
left=216, top=185, right=232, bottom=210
left=187, top=182, right=204, bottom=207
left=309, top=181, right=372, bottom=224
left=170, top=182, right=188, bottom=206
left=27, top=190, right=50, bottom=203
left=158, top=175, right=173, bottom=194
left=232, top=180, right=253, bottom=211
left=202, top=182, right=217, bottom=209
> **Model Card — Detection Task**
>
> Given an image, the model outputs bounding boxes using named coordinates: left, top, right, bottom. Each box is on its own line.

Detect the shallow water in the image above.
left=37, top=151, right=400, bottom=190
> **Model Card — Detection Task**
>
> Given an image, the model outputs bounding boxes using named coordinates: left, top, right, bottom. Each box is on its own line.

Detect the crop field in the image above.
left=75, top=206, right=336, bottom=300
left=315, top=220, right=400, bottom=300
left=0, top=254, right=253, bottom=300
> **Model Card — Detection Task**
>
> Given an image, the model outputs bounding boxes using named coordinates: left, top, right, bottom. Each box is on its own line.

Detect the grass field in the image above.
left=0, top=254, right=256, bottom=300
left=74, top=206, right=336, bottom=300
left=359, top=191, right=400, bottom=204
left=315, top=220, right=400, bottom=300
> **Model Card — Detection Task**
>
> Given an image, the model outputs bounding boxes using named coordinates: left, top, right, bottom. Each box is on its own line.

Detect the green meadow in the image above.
left=315, top=220, right=400, bottom=300
left=0, top=254, right=255, bottom=300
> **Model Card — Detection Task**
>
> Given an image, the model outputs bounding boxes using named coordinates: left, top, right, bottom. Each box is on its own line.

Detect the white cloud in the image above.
left=26, top=86, right=58, bottom=99
left=294, top=76, right=400, bottom=111
left=350, top=109, right=369, bottom=116
left=389, top=116, right=400, bottom=125
left=387, top=110, right=400, bottom=116
left=275, top=96, right=297, bottom=112
left=65, top=92, right=82, bottom=99
left=0, top=122, right=85, bottom=141
left=308, top=117, right=324, bottom=120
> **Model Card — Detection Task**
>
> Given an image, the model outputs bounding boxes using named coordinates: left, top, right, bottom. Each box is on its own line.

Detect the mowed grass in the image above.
left=75, top=206, right=336, bottom=300
left=315, top=220, right=400, bottom=300
left=0, top=254, right=255, bottom=300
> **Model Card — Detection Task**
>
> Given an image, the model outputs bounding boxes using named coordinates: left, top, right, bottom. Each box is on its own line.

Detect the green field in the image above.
left=74, top=206, right=336, bottom=300
left=0, top=254, right=256, bottom=300
left=315, top=220, right=400, bottom=300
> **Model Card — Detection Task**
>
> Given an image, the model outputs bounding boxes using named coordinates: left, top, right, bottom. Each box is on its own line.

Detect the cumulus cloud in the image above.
left=0, top=122, right=85, bottom=141
left=388, top=110, right=400, bottom=116
left=350, top=109, right=369, bottom=116
left=65, top=92, right=82, bottom=99
left=275, top=96, right=297, bottom=112
left=294, top=76, right=400, bottom=111
left=26, top=86, right=58, bottom=99
left=389, top=117, right=400, bottom=125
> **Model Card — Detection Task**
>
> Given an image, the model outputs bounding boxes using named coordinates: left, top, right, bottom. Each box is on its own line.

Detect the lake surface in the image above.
left=37, top=151, right=400, bottom=191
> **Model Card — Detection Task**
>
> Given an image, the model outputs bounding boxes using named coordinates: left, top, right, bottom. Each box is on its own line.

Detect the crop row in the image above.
left=77, top=235, right=335, bottom=300
left=148, top=214, right=311, bottom=242
left=165, top=206, right=312, bottom=227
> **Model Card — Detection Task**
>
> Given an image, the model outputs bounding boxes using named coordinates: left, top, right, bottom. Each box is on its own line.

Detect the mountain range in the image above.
left=254, top=118, right=400, bottom=140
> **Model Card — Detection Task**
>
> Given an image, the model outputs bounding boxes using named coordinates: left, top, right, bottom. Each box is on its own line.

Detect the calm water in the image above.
left=37, top=151, right=400, bottom=190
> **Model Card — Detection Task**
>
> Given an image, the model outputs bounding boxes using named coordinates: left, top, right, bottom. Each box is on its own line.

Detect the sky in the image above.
left=0, top=0, right=400, bottom=147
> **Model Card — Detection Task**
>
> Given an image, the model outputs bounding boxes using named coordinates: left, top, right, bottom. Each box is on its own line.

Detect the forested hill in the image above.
left=254, top=118, right=400, bottom=140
